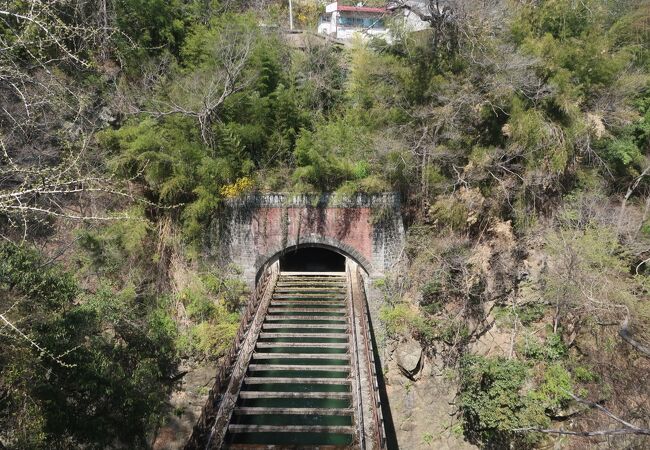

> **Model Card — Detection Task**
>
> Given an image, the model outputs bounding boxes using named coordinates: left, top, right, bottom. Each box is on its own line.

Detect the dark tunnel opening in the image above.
left=279, top=247, right=346, bottom=272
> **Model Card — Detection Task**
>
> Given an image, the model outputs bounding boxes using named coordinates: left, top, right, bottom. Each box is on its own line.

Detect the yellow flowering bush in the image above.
left=219, top=177, right=254, bottom=198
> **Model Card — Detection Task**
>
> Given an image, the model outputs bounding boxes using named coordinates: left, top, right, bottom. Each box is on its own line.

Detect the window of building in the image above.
left=337, top=16, right=384, bottom=29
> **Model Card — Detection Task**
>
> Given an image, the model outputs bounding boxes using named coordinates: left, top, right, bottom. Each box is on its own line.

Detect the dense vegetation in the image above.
left=1, top=0, right=649, bottom=448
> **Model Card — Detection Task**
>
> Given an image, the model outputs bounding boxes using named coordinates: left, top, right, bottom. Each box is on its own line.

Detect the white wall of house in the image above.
left=317, top=1, right=434, bottom=42
left=318, top=2, right=390, bottom=41
left=334, top=25, right=388, bottom=41
left=317, top=12, right=334, bottom=36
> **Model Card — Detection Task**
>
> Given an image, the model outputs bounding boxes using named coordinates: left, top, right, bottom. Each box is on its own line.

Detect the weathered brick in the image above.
left=210, top=193, right=404, bottom=285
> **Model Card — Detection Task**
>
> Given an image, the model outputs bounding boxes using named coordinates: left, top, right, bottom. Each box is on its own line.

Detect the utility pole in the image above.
left=289, top=0, right=294, bottom=30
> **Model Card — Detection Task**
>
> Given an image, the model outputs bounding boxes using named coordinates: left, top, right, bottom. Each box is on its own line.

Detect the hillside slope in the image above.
left=1, top=1, right=649, bottom=448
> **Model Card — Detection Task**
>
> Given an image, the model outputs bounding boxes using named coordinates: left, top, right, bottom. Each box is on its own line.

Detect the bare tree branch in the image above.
left=0, top=313, right=77, bottom=368
left=515, top=391, right=650, bottom=437
left=138, top=21, right=257, bottom=147
left=619, top=316, right=650, bottom=358
left=515, top=427, right=650, bottom=437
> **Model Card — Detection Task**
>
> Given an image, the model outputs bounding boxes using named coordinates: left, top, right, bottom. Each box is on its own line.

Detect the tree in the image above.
left=0, top=242, right=178, bottom=449
left=0, top=1, right=138, bottom=242
left=145, top=15, right=260, bottom=147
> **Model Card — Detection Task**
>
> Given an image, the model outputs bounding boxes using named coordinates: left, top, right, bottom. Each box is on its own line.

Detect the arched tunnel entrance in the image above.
left=279, top=246, right=346, bottom=272
left=255, top=242, right=372, bottom=284
left=212, top=244, right=398, bottom=450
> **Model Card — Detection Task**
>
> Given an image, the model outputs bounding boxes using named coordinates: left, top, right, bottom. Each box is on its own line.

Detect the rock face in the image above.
left=396, top=337, right=424, bottom=380
left=151, top=361, right=217, bottom=450
left=384, top=346, right=477, bottom=450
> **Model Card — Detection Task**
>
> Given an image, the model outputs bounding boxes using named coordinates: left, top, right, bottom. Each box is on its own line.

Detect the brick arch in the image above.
left=255, top=236, right=372, bottom=281
left=222, top=193, right=404, bottom=285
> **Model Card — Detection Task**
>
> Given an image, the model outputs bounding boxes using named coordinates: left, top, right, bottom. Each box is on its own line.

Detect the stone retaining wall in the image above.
left=208, top=192, right=404, bottom=285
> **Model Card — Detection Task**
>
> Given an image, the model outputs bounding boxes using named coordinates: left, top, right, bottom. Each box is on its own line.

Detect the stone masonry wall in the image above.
left=209, top=193, right=404, bottom=285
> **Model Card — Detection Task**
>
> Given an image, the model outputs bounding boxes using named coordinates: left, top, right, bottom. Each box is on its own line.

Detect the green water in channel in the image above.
left=225, top=273, right=356, bottom=448
left=226, top=432, right=354, bottom=446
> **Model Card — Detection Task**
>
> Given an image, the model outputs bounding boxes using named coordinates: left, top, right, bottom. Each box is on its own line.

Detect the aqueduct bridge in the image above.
left=189, top=193, right=405, bottom=449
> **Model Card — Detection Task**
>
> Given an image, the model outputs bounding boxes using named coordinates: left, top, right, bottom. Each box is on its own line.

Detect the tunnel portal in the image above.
left=222, top=193, right=405, bottom=284
left=279, top=246, right=346, bottom=272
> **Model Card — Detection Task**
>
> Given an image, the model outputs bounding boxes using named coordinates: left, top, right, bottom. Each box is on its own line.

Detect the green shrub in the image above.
left=188, top=319, right=239, bottom=357
left=421, top=279, right=443, bottom=315
left=380, top=303, right=417, bottom=337
left=544, top=332, right=568, bottom=360
left=527, top=364, right=573, bottom=415
left=459, top=353, right=579, bottom=448
left=379, top=303, right=436, bottom=345
left=0, top=243, right=179, bottom=447
left=602, top=137, right=643, bottom=174
left=173, top=269, right=247, bottom=358
left=429, top=196, right=470, bottom=231
left=182, top=288, right=218, bottom=321
left=518, top=336, right=545, bottom=361
left=573, top=365, right=598, bottom=383
left=439, top=320, right=470, bottom=346
left=518, top=332, right=567, bottom=361
left=292, top=118, right=375, bottom=191
left=458, top=355, right=548, bottom=447
left=0, top=245, right=78, bottom=310
left=494, top=302, right=546, bottom=328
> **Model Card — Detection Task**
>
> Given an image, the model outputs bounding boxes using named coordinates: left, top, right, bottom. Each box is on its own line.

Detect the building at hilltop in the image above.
left=318, top=2, right=388, bottom=41
left=317, top=1, right=430, bottom=42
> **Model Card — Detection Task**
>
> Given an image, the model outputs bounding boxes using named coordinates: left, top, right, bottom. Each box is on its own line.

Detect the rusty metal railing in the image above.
left=185, top=263, right=277, bottom=449
left=347, top=263, right=366, bottom=449
left=351, top=265, right=387, bottom=449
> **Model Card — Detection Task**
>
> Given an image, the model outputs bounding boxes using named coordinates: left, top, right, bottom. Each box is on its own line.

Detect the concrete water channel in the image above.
left=187, top=247, right=388, bottom=449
